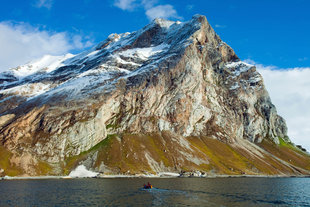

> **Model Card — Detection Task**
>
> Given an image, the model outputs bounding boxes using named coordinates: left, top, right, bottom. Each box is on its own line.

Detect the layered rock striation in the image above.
left=0, top=15, right=308, bottom=176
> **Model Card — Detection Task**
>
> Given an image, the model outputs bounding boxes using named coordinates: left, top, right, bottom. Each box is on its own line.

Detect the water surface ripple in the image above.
left=0, top=177, right=309, bottom=206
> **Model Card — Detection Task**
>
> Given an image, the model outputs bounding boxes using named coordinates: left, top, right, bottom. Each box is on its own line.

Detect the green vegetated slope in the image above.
left=1, top=133, right=309, bottom=176
left=0, top=145, right=52, bottom=176
left=62, top=133, right=310, bottom=176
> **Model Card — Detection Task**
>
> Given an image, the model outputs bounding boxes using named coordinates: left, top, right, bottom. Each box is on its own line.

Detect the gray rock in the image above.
left=0, top=15, right=290, bottom=175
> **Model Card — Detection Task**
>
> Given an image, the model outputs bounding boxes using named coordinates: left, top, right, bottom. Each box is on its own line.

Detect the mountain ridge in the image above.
left=0, top=15, right=309, bottom=176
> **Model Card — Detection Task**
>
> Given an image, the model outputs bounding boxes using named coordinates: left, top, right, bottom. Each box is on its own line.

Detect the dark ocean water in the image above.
left=0, top=177, right=309, bottom=207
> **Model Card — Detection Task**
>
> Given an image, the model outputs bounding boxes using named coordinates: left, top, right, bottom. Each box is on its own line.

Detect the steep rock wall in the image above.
left=0, top=15, right=297, bottom=176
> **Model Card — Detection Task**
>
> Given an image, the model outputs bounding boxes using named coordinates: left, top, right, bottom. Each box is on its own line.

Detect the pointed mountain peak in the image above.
left=1, top=15, right=308, bottom=177
left=151, top=18, right=176, bottom=28
left=192, top=14, right=208, bottom=23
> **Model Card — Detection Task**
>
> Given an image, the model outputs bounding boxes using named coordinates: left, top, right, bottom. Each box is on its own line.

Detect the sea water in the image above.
left=0, top=177, right=309, bottom=206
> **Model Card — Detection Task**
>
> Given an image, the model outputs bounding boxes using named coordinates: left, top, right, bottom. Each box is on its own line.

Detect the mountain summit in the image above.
left=0, top=15, right=309, bottom=176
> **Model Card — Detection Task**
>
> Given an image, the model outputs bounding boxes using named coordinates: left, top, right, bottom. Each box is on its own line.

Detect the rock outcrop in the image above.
left=0, top=15, right=308, bottom=176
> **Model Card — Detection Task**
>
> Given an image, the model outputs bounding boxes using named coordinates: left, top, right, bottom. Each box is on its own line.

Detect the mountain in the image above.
left=0, top=15, right=309, bottom=177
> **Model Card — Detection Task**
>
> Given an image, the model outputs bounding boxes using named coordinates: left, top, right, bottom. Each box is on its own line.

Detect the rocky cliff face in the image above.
left=0, top=15, right=308, bottom=176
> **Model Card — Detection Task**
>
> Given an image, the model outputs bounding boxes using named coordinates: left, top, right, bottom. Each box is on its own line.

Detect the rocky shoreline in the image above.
left=1, top=173, right=310, bottom=180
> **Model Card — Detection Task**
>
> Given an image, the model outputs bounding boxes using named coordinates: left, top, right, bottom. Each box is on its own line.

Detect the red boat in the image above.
left=143, top=182, right=153, bottom=189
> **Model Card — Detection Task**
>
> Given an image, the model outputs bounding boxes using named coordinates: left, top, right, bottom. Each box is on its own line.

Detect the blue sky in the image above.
left=0, top=0, right=310, bottom=150
left=0, top=0, right=309, bottom=68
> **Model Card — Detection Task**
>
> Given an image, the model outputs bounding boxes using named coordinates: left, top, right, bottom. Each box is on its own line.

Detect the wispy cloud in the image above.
left=215, top=24, right=227, bottom=28
left=0, top=21, right=92, bottom=72
left=186, top=4, right=194, bottom=11
left=145, top=5, right=180, bottom=20
left=72, top=35, right=93, bottom=49
left=113, top=0, right=136, bottom=11
left=141, top=0, right=158, bottom=9
left=33, top=0, right=54, bottom=9
left=113, top=0, right=181, bottom=21
left=245, top=59, right=310, bottom=151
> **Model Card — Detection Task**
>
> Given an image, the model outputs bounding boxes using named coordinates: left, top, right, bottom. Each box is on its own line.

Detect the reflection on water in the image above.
left=0, top=177, right=310, bottom=206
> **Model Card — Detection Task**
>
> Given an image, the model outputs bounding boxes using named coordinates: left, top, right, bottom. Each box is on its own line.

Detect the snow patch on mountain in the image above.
left=230, top=82, right=240, bottom=90
left=226, top=61, right=254, bottom=76
left=69, top=165, right=98, bottom=178
left=12, top=54, right=74, bottom=78
left=0, top=16, right=205, bottom=102
left=43, top=71, right=113, bottom=99
left=153, top=18, right=175, bottom=29
left=0, top=82, right=51, bottom=99
left=86, top=50, right=100, bottom=58
left=119, top=43, right=170, bottom=60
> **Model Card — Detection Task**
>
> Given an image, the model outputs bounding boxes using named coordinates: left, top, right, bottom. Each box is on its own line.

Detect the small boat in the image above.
left=143, top=182, right=153, bottom=189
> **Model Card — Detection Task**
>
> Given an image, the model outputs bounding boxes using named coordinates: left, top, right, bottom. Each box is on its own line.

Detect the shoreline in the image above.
left=1, top=174, right=310, bottom=180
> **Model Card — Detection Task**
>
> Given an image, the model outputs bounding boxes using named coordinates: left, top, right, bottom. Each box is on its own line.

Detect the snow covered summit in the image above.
left=0, top=15, right=306, bottom=177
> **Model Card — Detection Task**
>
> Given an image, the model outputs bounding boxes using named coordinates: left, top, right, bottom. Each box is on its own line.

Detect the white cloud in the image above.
left=141, top=0, right=158, bottom=9
left=145, top=4, right=180, bottom=20
left=246, top=60, right=310, bottom=151
left=34, top=0, right=53, bottom=9
left=113, top=0, right=181, bottom=20
left=113, top=0, right=136, bottom=11
left=215, top=24, right=227, bottom=28
left=72, top=35, right=93, bottom=49
left=0, top=22, right=92, bottom=72
left=113, top=0, right=158, bottom=11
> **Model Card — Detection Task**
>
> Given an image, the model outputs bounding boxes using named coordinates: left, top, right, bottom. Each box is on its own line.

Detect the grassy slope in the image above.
left=0, top=146, right=52, bottom=176
left=0, top=146, right=23, bottom=176
left=2, top=133, right=309, bottom=176
left=258, top=138, right=310, bottom=172
left=62, top=134, right=310, bottom=176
